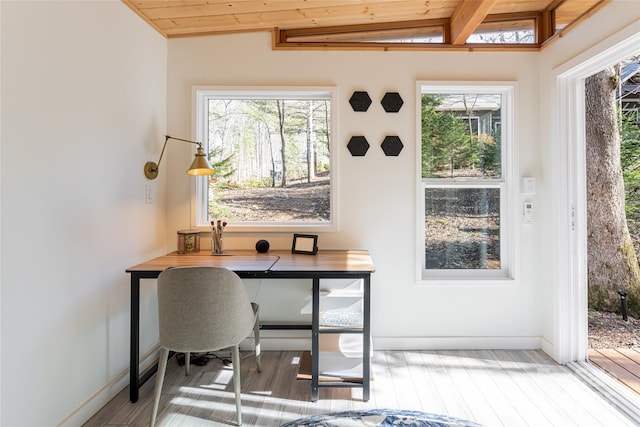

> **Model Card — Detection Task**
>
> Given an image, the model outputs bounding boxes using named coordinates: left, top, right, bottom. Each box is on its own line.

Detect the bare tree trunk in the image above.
left=586, top=67, right=640, bottom=317
left=277, top=100, right=287, bottom=188
left=306, top=101, right=315, bottom=183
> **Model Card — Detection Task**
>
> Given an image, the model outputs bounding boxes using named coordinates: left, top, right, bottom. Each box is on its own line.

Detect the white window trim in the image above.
left=550, top=24, right=640, bottom=364
left=191, top=86, right=339, bottom=233
left=415, top=81, right=518, bottom=284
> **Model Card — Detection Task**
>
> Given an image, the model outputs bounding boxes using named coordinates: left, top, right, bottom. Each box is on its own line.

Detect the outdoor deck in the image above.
left=589, top=348, right=640, bottom=395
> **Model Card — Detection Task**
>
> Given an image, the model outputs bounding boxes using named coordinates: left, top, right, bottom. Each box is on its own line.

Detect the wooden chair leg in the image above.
left=150, top=348, right=170, bottom=427
left=185, top=351, right=190, bottom=376
left=231, top=345, right=242, bottom=425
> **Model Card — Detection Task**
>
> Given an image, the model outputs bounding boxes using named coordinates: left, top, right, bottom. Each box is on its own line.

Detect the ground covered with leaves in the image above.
left=214, top=179, right=330, bottom=222
left=588, top=310, right=640, bottom=349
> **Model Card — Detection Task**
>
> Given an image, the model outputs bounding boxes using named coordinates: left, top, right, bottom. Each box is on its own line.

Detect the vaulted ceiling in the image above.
left=123, top=0, right=610, bottom=51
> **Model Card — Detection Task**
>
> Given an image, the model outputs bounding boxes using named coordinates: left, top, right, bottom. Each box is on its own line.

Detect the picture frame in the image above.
left=292, top=233, right=318, bottom=255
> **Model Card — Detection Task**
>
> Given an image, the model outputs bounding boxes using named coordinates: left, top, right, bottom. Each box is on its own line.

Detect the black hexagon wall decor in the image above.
left=381, top=135, right=403, bottom=156
left=349, top=91, right=372, bottom=112
left=347, top=136, right=370, bottom=156
left=381, top=92, right=403, bottom=113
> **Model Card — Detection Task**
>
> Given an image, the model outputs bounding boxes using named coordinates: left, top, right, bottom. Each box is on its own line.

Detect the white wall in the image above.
left=1, top=1, right=167, bottom=425
left=166, top=34, right=544, bottom=350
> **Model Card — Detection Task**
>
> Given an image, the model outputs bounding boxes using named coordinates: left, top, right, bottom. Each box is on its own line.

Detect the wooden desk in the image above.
left=126, top=249, right=374, bottom=403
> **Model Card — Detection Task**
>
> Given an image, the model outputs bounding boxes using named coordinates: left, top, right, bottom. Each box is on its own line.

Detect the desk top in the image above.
left=269, top=250, right=374, bottom=272
left=126, top=249, right=374, bottom=274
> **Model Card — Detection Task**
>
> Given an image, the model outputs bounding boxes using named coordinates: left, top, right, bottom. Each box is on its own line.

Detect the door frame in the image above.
left=553, top=24, right=640, bottom=364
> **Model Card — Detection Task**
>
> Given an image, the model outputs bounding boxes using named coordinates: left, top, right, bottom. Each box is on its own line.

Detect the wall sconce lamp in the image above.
left=144, top=135, right=215, bottom=180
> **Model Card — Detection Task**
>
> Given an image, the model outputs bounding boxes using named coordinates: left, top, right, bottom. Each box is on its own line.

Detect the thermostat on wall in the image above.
left=523, top=201, right=534, bottom=225
left=522, top=177, right=536, bottom=194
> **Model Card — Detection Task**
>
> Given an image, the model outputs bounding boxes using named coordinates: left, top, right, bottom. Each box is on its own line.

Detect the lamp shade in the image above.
left=187, top=146, right=215, bottom=176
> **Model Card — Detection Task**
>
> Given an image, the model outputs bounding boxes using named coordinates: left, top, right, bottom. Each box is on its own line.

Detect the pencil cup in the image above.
left=210, top=220, right=226, bottom=255
left=212, top=233, right=223, bottom=254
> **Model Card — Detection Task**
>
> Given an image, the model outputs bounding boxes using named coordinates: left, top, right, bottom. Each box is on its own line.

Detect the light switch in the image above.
left=145, top=184, right=154, bottom=204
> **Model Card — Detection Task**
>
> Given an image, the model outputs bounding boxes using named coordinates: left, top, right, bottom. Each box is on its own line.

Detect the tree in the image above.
left=305, top=100, right=317, bottom=182
left=276, top=100, right=287, bottom=187
left=421, top=94, right=473, bottom=177
left=586, top=66, right=640, bottom=317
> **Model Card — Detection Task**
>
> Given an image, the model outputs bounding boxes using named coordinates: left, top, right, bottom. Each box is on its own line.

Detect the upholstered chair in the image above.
left=150, top=266, right=261, bottom=426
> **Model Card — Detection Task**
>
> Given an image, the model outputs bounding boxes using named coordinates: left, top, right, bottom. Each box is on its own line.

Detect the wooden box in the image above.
left=177, top=229, right=200, bottom=254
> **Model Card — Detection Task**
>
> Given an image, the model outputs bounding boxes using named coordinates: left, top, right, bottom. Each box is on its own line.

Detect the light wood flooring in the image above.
left=84, top=350, right=639, bottom=427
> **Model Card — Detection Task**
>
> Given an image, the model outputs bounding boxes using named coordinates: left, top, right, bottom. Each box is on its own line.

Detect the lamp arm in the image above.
left=144, top=135, right=203, bottom=180
left=155, top=135, right=201, bottom=168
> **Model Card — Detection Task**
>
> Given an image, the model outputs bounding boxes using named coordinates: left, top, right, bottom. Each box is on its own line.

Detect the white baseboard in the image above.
left=58, top=346, right=160, bottom=426
left=539, top=336, right=558, bottom=361
left=247, top=335, right=542, bottom=351
left=242, top=336, right=311, bottom=351
left=372, top=335, right=542, bottom=350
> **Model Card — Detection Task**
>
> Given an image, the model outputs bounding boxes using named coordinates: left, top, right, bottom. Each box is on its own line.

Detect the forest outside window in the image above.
left=194, top=87, right=337, bottom=231
left=418, top=83, right=514, bottom=280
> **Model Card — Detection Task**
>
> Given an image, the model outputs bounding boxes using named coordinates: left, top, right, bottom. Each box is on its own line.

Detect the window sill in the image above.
left=417, top=274, right=515, bottom=287
left=194, top=221, right=338, bottom=233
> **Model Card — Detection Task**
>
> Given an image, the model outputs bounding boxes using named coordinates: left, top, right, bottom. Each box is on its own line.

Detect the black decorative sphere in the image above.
left=255, top=239, right=270, bottom=253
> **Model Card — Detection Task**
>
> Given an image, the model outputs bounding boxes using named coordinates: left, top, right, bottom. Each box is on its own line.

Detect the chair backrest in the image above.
left=157, top=266, right=255, bottom=353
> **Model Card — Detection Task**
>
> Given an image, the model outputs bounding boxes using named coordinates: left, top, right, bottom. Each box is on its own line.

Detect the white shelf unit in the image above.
left=317, top=278, right=370, bottom=383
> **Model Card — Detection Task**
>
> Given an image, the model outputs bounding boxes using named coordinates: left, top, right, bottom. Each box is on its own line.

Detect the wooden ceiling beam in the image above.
left=449, top=0, right=497, bottom=45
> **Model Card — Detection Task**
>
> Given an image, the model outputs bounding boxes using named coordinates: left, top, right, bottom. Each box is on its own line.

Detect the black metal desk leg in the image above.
left=130, top=273, right=141, bottom=403
left=311, top=277, right=320, bottom=402
left=362, top=274, right=371, bottom=401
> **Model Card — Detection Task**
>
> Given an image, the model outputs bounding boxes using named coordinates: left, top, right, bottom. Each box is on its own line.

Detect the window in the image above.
left=278, top=15, right=543, bottom=47
left=194, top=87, right=337, bottom=231
left=284, top=24, right=445, bottom=44
left=417, top=83, right=514, bottom=280
left=467, top=19, right=536, bottom=44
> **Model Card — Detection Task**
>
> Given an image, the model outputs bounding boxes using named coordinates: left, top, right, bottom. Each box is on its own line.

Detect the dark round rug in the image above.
left=280, top=408, right=483, bottom=427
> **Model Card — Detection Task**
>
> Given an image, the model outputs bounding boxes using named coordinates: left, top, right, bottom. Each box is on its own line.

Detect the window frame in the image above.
left=416, top=81, right=517, bottom=283
left=192, top=86, right=339, bottom=232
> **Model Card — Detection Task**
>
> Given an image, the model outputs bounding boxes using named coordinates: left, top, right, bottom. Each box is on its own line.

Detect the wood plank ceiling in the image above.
left=123, top=0, right=610, bottom=51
